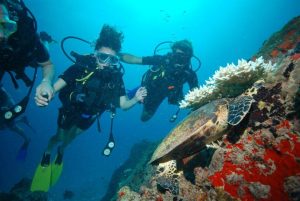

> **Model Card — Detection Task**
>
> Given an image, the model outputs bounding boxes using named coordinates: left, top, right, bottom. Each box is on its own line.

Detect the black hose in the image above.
left=61, top=36, right=92, bottom=63
left=20, top=0, right=37, bottom=32
left=154, top=41, right=173, bottom=55
left=153, top=40, right=201, bottom=72
left=192, top=55, right=202, bottom=72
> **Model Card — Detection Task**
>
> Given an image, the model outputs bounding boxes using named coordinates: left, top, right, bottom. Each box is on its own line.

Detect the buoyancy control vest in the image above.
left=141, top=53, right=190, bottom=92
left=59, top=54, right=124, bottom=116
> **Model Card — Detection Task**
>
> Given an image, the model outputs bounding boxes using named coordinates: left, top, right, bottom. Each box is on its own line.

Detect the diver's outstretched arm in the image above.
left=119, top=87, right=147, bottom=110
left=53, top=78, right=67, bottom=93
left=119, top=53, right=143, bottom=64
left=35, top=60, right=55, bottom=106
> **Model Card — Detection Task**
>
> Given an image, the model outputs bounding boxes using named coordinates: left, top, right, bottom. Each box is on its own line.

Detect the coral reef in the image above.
left=0, top=178, right=47, bottom=201
left=180, top=57, right=275, bottom=109
left=100, top=140, right=158, bottom=201
left=180, top=16, right=300, bottom=110
left=254, top=16, right=300, bottom=60
left=114, top=16, right=300, bottom=201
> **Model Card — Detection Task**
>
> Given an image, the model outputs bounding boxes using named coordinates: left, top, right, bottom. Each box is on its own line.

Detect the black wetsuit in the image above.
left=141, top=54, right=198, bottom=121
left=0, top=1, right=49, bottom=83
left=58, top=61, right=126, bottom=130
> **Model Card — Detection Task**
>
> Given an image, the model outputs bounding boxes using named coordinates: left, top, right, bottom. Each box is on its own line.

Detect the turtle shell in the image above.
left=150, top=98, right=230, bottom=164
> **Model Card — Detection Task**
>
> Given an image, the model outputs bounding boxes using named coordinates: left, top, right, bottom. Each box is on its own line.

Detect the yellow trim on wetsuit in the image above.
left=75, top=71, right=95, bottom=84
left=69, top=91, right=74, bottom=102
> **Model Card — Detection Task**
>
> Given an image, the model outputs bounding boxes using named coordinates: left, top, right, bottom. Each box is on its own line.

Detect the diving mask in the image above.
left=172, top=52, right=190, bottom=66
left=95, top=52, right=119, bottom=66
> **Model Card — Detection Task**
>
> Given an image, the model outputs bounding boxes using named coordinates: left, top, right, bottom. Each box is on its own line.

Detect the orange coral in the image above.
left=118, top=191, right=125, bottom=198
left=276, top=119, right=290, bottom=129
left=156, top=194, right=164, bottom=201
left=291, top=53, right=300, bottom=60
left=270, top=49, right=279, bottom=58
left=278, top=40, right=294, bottom=52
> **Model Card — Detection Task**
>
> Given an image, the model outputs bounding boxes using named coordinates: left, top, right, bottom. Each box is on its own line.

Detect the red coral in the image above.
left=276, top=120, right=291, bottom=129
left=270, top=49, right=279, bottom=58
left=208, top=120, right=300, bottom=201
left=156, top=194, right=164, bottom=201
left=291, top=53, right=300, bottom=60
left=278, top=40, right=294, bottom=53
left=118, top=191, right=125, bottom=198
left=285, top=29, right=296, bottom=38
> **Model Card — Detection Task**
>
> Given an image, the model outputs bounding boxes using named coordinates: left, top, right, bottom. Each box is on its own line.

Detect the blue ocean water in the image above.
left=0, top=0, right=299, bottom=200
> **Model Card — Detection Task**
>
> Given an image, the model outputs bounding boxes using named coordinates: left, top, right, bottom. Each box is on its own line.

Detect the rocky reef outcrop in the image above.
left=0, top=178, right=47, bottom=201
left=100, top=140, right=158, bottom=201
left=112, top=16, right=300, bottom=201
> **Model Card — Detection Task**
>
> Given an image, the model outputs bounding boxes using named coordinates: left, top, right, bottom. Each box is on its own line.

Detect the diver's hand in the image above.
left=134, top=87, right=147, bottom=103
left=35, top=80, right=54, bottom=107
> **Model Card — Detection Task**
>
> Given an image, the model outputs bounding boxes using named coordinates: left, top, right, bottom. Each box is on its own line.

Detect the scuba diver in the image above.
left=0, top=0, right=55, bottom=115
left=120, top=39, right=199, bottom=122
left=31, top=24, right=147, bottom=192
left=0, top=85, right=35, bottom=161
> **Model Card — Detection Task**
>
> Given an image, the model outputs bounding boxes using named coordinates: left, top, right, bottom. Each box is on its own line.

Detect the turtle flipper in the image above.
left=228, top=96, right=253, bottom=126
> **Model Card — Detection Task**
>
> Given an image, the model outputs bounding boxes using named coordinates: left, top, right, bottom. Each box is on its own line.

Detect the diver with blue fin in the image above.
left=120, top=40, right=200, bottom=122
left=0, top=85, right=35, bottom=161
left=31, top=24, right=147, bottom=192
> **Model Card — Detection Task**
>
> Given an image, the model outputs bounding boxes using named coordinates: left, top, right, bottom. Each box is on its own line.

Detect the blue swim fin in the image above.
left=16, top=141, right=29, bottom=161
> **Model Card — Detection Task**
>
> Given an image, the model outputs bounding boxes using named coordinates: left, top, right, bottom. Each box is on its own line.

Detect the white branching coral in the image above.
left=180, top=57, right=276, bottom=109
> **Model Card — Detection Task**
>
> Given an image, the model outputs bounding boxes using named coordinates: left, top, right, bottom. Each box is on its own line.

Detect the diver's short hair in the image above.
left=95, top=24, right=124, bottom=53
left=171, top=40, right=193, bottom=58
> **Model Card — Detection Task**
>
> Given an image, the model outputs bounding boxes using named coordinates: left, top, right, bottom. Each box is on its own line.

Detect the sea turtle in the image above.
left=150, top=80, right=264, bottom=165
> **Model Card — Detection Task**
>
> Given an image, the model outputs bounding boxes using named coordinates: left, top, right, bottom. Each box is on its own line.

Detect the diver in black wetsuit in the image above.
left=120, top=40, right=198, bottom=121
left=31, top=25, right=147, bottom=192
left=0, top=0, right=55, bottom=109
